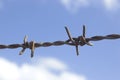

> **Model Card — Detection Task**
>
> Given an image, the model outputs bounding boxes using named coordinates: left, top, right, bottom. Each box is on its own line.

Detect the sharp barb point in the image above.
left=24, top=35, right=28, bottom=43
left=30, top=41, right=35, bottom=58
left=65, top=26, right=74, bottom=43
left=75, top=46, right=79, bottom=56
left=83, top=25, right=86, bottom=37
left=19, top=48, right=26, bottom=55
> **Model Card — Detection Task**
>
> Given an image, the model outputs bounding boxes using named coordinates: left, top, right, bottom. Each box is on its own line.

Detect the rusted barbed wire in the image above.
left=0, top=25, right=120, bottom=58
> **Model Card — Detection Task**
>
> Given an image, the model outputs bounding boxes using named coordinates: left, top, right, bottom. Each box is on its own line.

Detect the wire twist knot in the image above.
left=65, top=25, right=93, bottom=56
left=19, top=36, right=35, bottom=58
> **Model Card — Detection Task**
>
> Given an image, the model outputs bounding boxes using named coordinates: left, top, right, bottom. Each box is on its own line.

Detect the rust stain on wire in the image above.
left=0, top=25, right=120, bottom=58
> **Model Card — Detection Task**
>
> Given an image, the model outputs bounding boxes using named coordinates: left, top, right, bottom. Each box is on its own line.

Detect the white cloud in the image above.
left=60, top=0, right=89, bottom=13
left=39, top=57, right=68, bottom=71
left=0, top=57, right=87, bottom=80
left=60, top=0, right=120, bottom=12
left=103, top=0, right=120, bottom=11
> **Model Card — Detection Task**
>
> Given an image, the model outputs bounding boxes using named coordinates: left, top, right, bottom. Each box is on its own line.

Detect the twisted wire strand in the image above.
left=0, top=26, right=120, bottom=58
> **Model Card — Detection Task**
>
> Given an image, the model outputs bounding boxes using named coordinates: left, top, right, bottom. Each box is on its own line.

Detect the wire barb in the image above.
left=19, top=35, right=28, bottom=55
left=0, top=25, right=120, bottom=58
left=65, top=27, right=75, bottom=43
left=30, top=41, right=35, bottom=58
left=65, top=26, right=79, bottom=56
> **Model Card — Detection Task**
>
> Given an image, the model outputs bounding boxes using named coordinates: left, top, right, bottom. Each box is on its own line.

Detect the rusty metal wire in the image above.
left=0, top=25, right=120, bottom=58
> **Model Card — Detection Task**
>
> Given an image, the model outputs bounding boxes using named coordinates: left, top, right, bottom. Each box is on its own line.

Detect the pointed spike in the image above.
left=24, top=35, right=28, bottom=43
left=65, top=26, right=74, bottom=43
left=83, top=25, right=86, bottom=37
left=86, top=42, right=93, bottom=46
left=19, top=48, right=26, bottom=55
left=82, top=36, right=93, bottom=46
left=31, top=41, right=35, bottom=58
left=75, top=45, right=79, bottom=56
left=31, top=51, right=34, bottom=58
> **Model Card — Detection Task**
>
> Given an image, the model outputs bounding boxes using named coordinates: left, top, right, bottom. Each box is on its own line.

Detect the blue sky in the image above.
left=0, top=0, right=120, bottom=80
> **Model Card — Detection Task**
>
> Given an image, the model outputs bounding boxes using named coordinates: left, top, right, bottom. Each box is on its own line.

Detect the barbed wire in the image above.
left=0, top=25, right=120, bottom=58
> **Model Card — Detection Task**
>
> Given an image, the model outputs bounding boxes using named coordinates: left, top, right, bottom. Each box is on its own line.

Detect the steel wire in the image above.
left=0, top=25, right=120, bottom=58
